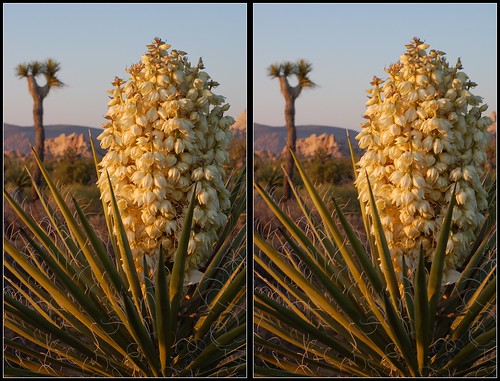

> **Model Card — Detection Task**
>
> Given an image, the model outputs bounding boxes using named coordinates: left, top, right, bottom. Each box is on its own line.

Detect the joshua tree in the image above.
left=268, top=59, right=316, bottom=200
left=16, top=58, right=64, bottom=200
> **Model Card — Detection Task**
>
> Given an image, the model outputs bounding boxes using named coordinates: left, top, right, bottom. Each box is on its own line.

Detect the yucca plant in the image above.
left=254, top=38, right=496, bottom=377
left=4, top=38, right=246, bottom=377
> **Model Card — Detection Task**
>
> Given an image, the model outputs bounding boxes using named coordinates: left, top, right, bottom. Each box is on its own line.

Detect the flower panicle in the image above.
left=355, top=38, right=492, bottom=282
left=97, top=38, right=234, bottom=281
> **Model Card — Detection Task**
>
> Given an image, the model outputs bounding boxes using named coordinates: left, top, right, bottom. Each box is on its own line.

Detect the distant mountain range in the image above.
left=254, top=123, right=363, bottom=157
left=3, top=117, right=364, bottom=159
left=4, top=110, right=249, bottom=158
left=4, top=123, right=105, bottom=156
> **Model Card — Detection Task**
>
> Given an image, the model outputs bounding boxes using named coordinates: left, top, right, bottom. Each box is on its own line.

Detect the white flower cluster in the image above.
left=97, top=38, right=233, bottom=280
left=355, top=38, right=492, bottom=283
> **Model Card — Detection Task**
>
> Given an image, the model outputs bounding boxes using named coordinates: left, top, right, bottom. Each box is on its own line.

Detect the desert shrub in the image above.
left=304, top=154, right=355, bottom=185
left=50, top=148, right=96, bottom=185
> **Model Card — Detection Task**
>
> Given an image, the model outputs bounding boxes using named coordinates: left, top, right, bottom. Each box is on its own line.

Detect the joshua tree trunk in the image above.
left=27, top=76, right=49, bottom=200
left=279, top=76, right=300, bottom=201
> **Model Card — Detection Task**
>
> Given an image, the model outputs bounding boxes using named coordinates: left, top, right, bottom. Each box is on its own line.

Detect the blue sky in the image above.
left=3, top=3, right=247, bottom=128
left=254, top=3, right=497, bottom=131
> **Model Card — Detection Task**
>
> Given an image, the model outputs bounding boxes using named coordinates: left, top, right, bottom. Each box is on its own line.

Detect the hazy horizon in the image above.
left=5, top=115, right=356, bottom=131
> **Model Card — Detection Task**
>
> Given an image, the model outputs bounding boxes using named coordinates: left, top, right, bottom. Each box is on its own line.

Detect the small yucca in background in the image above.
left=254, top=38, right=495, bottom=377
left=4, top=37, right=246, bottom=377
